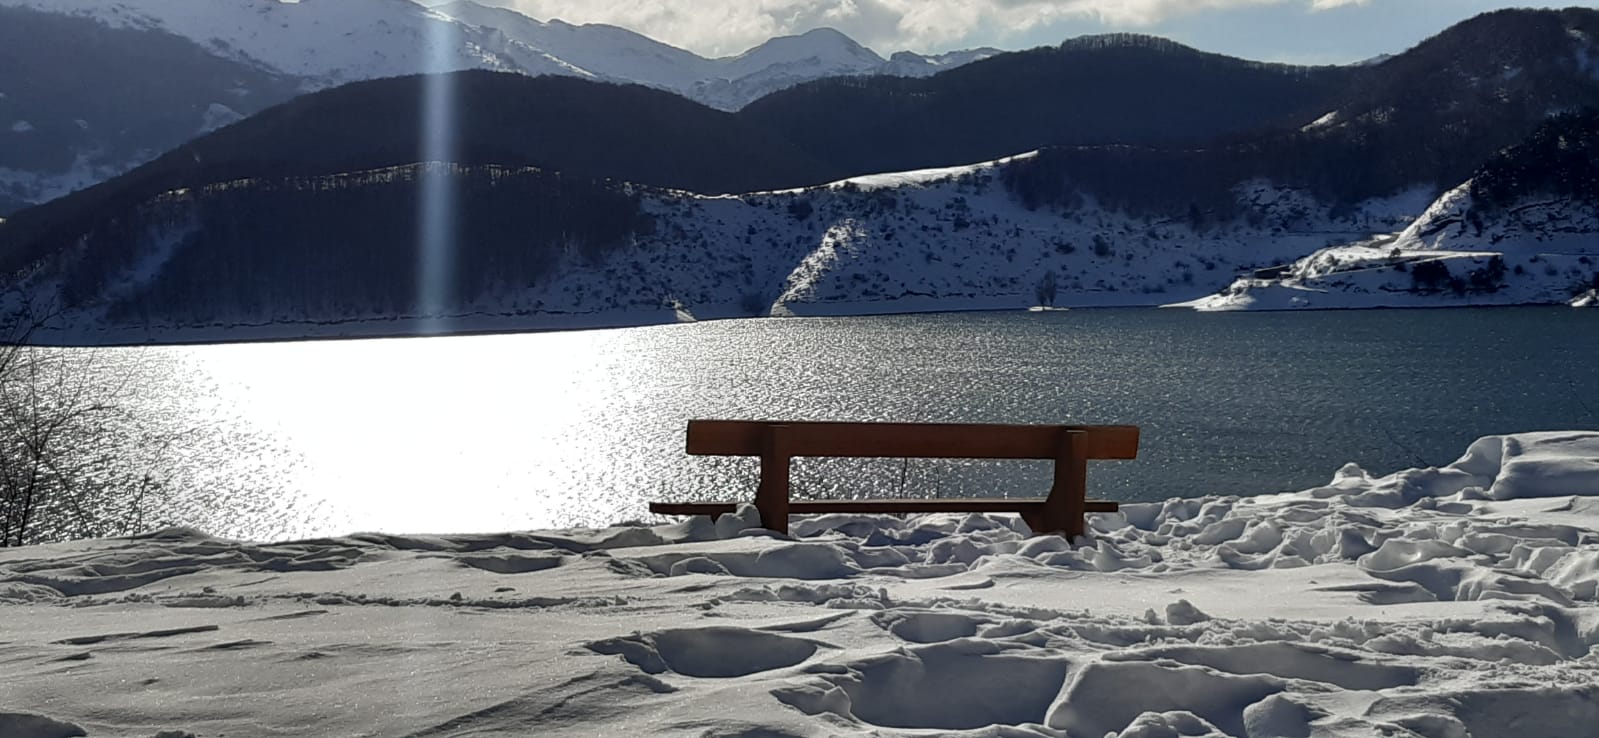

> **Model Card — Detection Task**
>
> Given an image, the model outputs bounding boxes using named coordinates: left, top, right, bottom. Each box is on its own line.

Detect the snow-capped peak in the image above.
left=723, top=27, right=885, bottom=72
left=434, top=1, right=716, bottom=88
left=0, top=0, right=510, bottom=85
left=0, top=0, right=992, bottom=110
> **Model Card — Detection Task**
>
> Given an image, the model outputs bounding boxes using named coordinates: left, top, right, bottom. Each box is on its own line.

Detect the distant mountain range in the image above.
left=1, top=6, right=1597, bottom=341
left=0, top=0, right=995, bottom=212
left=2, top=0, right=992, bottom=103
left=431, top=1, right=998, bottom=108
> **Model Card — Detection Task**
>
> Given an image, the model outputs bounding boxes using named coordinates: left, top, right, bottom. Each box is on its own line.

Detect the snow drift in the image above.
left=3, top=431, right=1599, bottom=736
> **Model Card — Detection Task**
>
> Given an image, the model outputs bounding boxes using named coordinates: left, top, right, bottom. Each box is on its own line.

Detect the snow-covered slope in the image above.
left=434, top=1, right=717, bottom=89
left=6, top=431, right=1599, bottom=736
left=0, top=0, right=518, bottom=86
left=22, top=142, right=1599, bottom=343
left=0, top=150, right=144, bottom=212
left=18, top=155, right=1440, bottom=344
left=1183, top=181, right=1599, bottom=311
left=433, top=3, right=994, bottom=112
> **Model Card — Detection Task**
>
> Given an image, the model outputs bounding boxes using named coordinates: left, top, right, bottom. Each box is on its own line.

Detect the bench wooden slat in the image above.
left=687, top=421, right=1138, bottom=460
left=650, top=499, right=1121, bottom=517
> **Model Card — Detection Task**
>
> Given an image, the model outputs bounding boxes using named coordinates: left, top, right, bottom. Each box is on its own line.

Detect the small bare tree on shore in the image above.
left=0, top=302, right=310, bottom=547
left=0, top=304, right=144, bottom=546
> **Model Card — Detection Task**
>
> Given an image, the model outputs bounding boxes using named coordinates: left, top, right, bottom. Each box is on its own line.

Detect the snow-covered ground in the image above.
left=5, top=431, right=1599, bottom=736
left=1183, top=183, right=1599, bottom=311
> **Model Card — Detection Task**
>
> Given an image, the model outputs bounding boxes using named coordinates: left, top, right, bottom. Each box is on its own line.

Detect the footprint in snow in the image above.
left=588, top=626, right=822, bottom=678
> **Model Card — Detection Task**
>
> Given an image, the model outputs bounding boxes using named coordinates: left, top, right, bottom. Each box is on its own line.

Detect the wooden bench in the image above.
left=649, top=420, right=1138, bottom=537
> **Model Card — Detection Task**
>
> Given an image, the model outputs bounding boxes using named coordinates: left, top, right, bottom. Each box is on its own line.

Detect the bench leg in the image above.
left=755, top=426, right=791, bottom=534
left=1036, top=429, right=1088, bottom=538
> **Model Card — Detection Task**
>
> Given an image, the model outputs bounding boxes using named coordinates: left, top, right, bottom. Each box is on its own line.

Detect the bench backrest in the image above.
left=686, top=420, right=1138, bottom=460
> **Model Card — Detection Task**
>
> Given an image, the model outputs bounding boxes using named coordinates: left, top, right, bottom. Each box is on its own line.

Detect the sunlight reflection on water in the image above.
left=89, top=307, right=1599, bottom=538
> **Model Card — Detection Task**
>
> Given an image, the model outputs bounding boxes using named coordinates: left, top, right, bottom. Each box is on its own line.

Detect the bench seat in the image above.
left=649, top=499, right=1120, bottom=518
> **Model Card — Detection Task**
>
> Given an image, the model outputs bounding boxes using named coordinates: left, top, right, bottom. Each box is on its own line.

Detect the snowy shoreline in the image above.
left=5, top=431, right=1599, bottom=737
left=12, top=147, right=1596, bottom=344
left=22, top=300, right=1592, bottom=348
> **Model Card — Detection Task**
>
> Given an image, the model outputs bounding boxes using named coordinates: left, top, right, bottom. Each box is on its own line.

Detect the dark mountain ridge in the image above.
left=0, top=72, right=835, bottom=274
left=54, top=164, right=648, bottom=325
left=999, top=8, right=1599, bottom=221
left=0, top=5, right=301, bottom=212
left=740, top=33, right=1361, bottom=177
left=1470, top=109, right=1599, bottom=212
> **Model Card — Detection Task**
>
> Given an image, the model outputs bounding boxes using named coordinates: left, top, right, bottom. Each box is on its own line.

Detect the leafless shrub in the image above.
left=0, top=302, right=312, bottom=547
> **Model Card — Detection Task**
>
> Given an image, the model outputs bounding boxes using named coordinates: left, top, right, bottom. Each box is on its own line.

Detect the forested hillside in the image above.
left=741, top=35, right=1358, bottom=177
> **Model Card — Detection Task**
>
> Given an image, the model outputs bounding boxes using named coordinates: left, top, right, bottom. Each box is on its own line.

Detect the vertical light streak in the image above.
left=418, top=15, right=459, bottom=333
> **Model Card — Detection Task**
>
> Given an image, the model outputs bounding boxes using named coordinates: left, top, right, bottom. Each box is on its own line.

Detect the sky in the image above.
left=452, top=0, right=1593, bottom=63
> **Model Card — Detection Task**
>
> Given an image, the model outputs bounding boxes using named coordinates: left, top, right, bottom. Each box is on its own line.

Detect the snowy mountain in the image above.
left=0, top=0, right=518, bottom=85
left=4, top=9, right=1599, bottom=337
left=0, top=5, right=301, bottom=213
left=689, top=28, right=909, bottom=111
left=431, top=2, right=998, bottom=112
left=0, top=0, right=996, bottom=103
left=432, top=2, right=718, bottom=90
left=0, top=0, right=994, bottom=213
left=5, top=2, right=1593, bottom=219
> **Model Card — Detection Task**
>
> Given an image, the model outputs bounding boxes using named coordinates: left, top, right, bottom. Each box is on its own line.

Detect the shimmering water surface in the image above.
left=101, top=307, right=1599, bottom=538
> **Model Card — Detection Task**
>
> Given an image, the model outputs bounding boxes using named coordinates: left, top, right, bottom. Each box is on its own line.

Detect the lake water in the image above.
left=98, top=307, right=1599, bottom=539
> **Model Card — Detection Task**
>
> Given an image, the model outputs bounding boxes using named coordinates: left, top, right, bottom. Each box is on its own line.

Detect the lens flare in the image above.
left=417, top=15, right=459, bottom=334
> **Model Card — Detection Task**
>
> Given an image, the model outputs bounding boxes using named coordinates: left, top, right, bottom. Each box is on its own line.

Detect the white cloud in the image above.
left=473, top=0, right=1366, bottom=55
